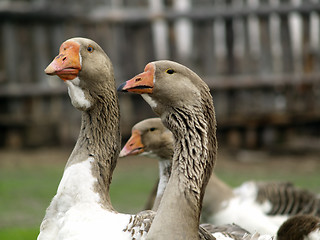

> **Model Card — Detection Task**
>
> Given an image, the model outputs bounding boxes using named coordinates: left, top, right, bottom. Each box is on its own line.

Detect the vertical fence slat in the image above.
left=2, top=22, right=18, bottom=86
left=16, top=24, right=33, bottom=84
left=258, top=0, right=272, bottom=76
left=33, top=24, right=50, bottom=85
left=301, top=5, right=313, bottom=74
left=213, top=0, right=227, bottom=75
left=224, top=0, right=235, bottom=75
left=279, top=0, right=294, bottom=73
left=149, top=0, right=169, bottom=60
left=195, top=21, right=216, bottom=76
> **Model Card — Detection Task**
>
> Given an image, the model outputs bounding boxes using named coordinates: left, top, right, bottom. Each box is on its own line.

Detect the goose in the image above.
left=117, top=60, right=274, bottom=239
left=119, top=118, right=173, bottom=211
left=277, top=215, right=320, bottom=240
left=38, top=37, right=156, bottom=240
left=119, top=117, right=320, bottom=236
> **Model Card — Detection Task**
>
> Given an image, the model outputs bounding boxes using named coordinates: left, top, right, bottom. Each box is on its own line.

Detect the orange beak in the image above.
left=45, top=40, right=81, bottom=81
left=119, top=130, right=145, bottom=157
left=117, top=63, right=155, bottom=94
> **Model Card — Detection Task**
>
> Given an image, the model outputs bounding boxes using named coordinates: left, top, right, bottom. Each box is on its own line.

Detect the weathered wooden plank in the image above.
left=32, top=24, right=50, bottom=84
left=225, top=8, right=235, bottom=74
left=231, top=0, right=246, bottom=74
left=241, top=13, right=255, bottom=75
left=0, top=84, right=66, bottom=97
left=279, top=0, right=294, bottom=73
left=204, top=73, right=320, bottom=90
left=16, top=23, right=33, bottom=84
left=172, top=0, right=193, bottom=62
left=2, top=21, right=18, bottom=85
left=258, top=0, right=272, bottom=76
left=193, top=21, right=216, bottom=76
left=1, top=73, right=318, bottom=98
left=301, top=9, right=313, bottom=73
left=148, top=0, right=169, bottom=60
left=0, top=24, right=4, bottom=83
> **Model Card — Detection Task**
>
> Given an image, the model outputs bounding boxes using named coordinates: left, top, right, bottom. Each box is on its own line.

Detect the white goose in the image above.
left=38, top=38, right=155, bottom=240
left=118, top=61, right=276, bottom=240
left=120, top=117, right=320, bottom=236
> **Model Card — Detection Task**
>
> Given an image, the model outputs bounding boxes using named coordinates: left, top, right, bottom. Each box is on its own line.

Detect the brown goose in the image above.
left=38, top=38, right=155, bottom=240
left=120, top=118, right=232, bottom=214
left=118, top=60, right=218, bottom=239
left=119, top=118, right=173, bottom=211
left=120, top=117, right=320, bottom=235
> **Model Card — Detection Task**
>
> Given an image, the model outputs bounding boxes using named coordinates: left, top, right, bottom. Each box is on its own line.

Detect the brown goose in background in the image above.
left=119, top=118, right=232, bottom=214
left=38, top=38, right=156, bottom=240
left=120, top=117, right=320, bottom=236
left=119, top=118, right=174, bottom=211
left=118, top=60, right=218, bottom=239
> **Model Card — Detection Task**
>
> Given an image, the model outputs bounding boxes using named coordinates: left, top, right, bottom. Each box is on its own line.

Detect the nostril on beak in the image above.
left=135, top=77, right=141, bottom=82
left=62, top=57, right=66, bottom=61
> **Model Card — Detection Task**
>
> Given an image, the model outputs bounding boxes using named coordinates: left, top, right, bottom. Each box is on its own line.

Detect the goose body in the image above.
left=38, top=38, right=154, bottom=240
left=120, top=117, right=320, bottom=236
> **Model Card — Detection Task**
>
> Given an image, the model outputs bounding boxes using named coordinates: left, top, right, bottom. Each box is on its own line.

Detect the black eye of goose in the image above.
left=87, top=45, right=94, bottom=53
left=166, top=69, right=175, bottom=74
left=149, top=127, right=156, bottom=131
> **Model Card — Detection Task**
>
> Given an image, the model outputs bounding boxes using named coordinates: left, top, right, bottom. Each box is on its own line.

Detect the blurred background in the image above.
left=0, top=0, right=319, bottom=239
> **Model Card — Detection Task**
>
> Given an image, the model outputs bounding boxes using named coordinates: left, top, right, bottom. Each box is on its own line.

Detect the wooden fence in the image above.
left=0, top=0, right=320, bottom=150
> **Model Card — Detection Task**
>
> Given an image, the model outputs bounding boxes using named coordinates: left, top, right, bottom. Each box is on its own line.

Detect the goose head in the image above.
left=45, top=37, right=114, bottom=111
left=119, top=118, right=173, bottom=160
left=118, top=60, right=210, bottom=119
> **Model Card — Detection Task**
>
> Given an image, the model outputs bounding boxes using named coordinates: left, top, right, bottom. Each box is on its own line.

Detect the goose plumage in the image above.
left=38, top=38, right=155, bottom=240
left=120, top=117, right=320, bottom=236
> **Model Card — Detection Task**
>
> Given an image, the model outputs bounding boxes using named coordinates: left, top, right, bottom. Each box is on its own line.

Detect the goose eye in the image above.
left=87, top=45, right=94, bottom=53
left=166, top=69, right=175, bottom=74
left=149, top=127, right=156, bottom=132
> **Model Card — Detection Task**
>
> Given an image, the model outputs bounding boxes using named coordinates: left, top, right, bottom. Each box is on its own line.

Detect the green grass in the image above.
left=110, top=163, right=158, bottom=213
left=0, top=149, right=319, bottom=240
left=0, top=151, right=158, bottom=240
left=0, top=163, right=63, bottom=239
left=0, top=227, right=39, bottom=240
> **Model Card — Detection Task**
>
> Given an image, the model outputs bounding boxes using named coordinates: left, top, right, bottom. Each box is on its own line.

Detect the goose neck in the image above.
left=67, top=94, right=120, bottom=209
left=168, top=106, right=217, bottom=206
left=147, top=105, right=217, bottom=239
